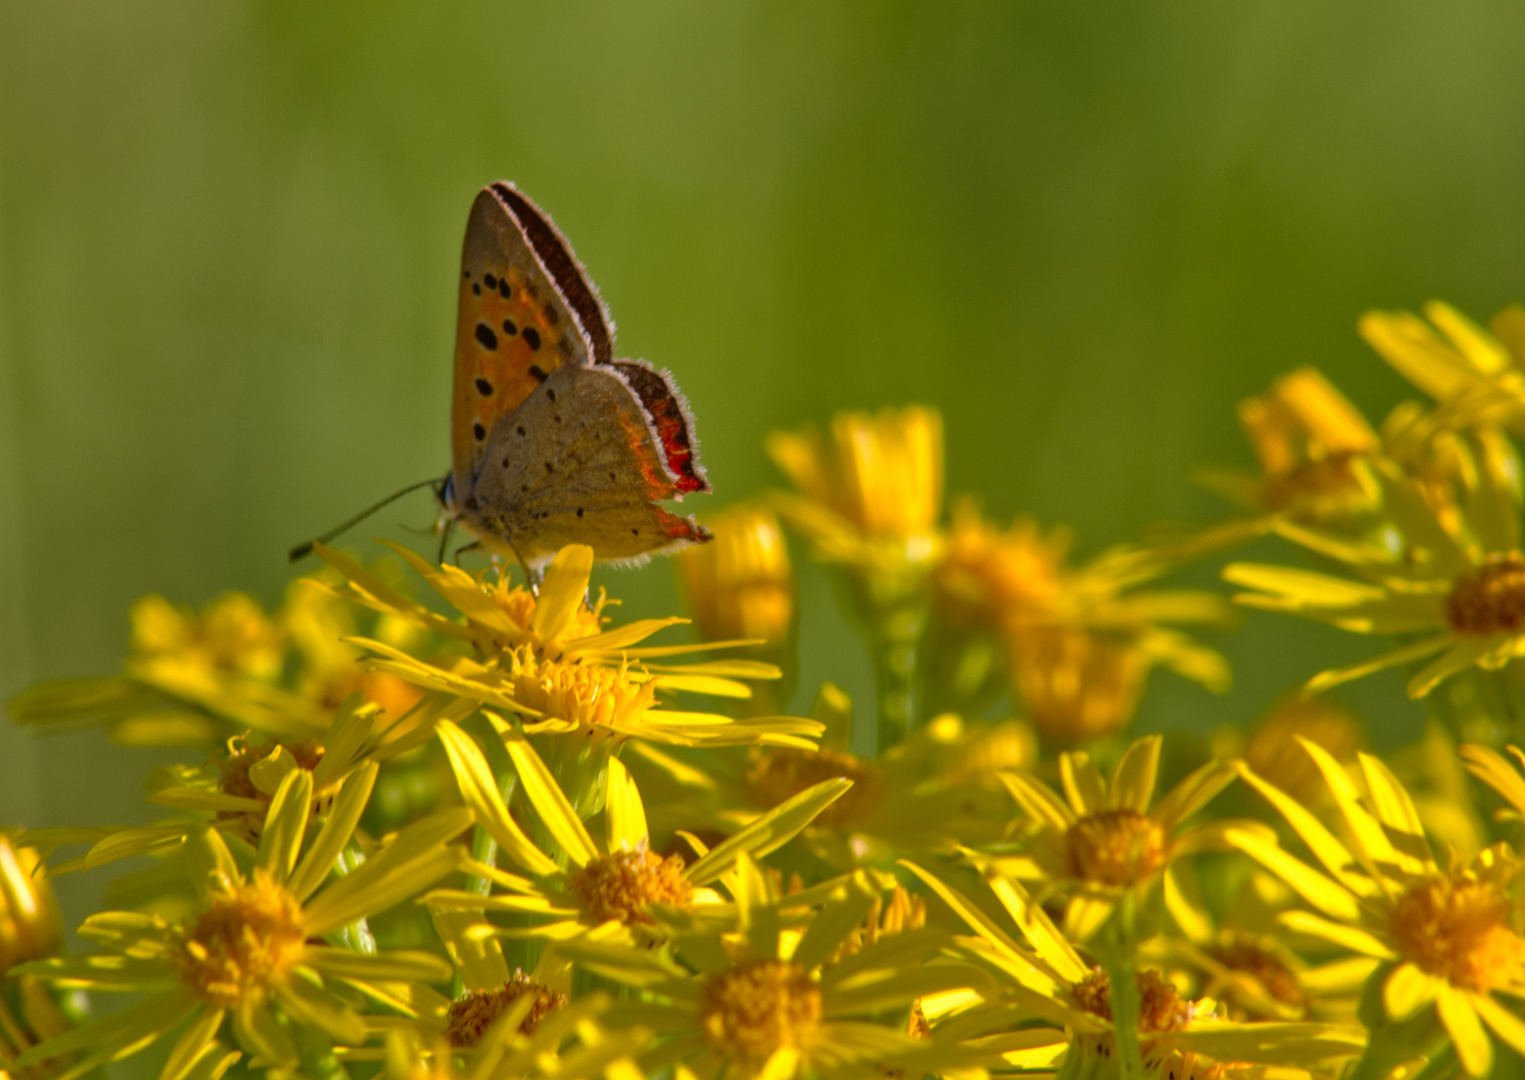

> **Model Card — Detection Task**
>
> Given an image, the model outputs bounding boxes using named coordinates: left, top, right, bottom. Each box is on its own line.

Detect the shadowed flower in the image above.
left=903, top=859, right=1365, bottom=1080
left=12, top=768, right=467, bottom=1077
left=424, top=721, right=849, bottom=941
left=556, top=864, right=986, bottom=1080
left=998, top=735, right=1241, bottom=940
left=1229, top=740, right=1525, bottom=1077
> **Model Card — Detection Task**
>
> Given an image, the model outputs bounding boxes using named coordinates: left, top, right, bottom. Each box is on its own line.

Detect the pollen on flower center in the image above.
left=507, top=648, right=657, bottom=732
left=746, top=747, right=878, bottom=829
left=1446, top=554, right=1525, bottom=636
left=1388, top=873, right=1525, bottom=992
left=569, top=848, right=694, bottom=926
left=1065, top=809, right=1166, bottom=886
left=172, top=870, right=306, bottom=1008
left=1072, top=968, right=1194, bottom=1034
left=445, top=971, right=567, bottom=1048
left=700, top=960, right=822, bottom=1063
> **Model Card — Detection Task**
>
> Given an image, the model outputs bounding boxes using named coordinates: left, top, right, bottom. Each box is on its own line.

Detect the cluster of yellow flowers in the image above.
left=9, top=299, right=1525, bottom=1080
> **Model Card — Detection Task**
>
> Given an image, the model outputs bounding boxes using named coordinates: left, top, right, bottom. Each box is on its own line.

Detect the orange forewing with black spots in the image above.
left=451, top=185, right=612, bottom=491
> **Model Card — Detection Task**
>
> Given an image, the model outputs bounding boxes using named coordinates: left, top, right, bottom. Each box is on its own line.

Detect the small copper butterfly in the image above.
left=291, top=183, right=711, bottom=570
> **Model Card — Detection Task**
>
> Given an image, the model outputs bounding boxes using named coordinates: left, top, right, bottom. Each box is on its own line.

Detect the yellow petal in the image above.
left=1383, top=962, right=1439, bottom=1021
left=1109, top=735, right=1161, bottom=813
left=605, top=757, right=648, bottom=855
left=1437, top=983, right=1494, bottom=1077
left=532, top=545, right=595, bottom=644
left=1059, top=752, right=1107, bottom=816
left=1223, top=827, right=1360, bottom=922
left=436, top=721, right=557, bottom=877
left=685, top=778, right=850, bottom=885
left=500, top=725, right=599, bottom=868
left=289, top=761, right=378, bottom=903
left=256, top=768, right=312, bottom=883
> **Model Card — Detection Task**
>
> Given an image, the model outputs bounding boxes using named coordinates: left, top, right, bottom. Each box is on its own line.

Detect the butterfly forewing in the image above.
left=451, top=184, right=613, bottom=490
left=467, top=366, right=708, bottom=564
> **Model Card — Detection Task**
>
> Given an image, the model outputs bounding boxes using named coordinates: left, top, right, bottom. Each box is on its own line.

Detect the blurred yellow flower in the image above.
left=768, top=406, right=944, bottom=572
left=0, top=837, right=60, bottom=976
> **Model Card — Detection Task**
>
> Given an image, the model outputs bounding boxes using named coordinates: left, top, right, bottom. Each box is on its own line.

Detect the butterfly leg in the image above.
left=453, top=541, right=482, bottom=566
left=436, top=517, right=457, bottom=566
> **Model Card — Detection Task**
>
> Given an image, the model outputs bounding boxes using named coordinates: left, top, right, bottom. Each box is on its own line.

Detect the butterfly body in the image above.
left=442, top=182, right=710, bottom=567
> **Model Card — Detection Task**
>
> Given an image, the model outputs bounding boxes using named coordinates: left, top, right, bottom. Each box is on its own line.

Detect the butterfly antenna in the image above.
left=289, top=477, right=444, bottom=562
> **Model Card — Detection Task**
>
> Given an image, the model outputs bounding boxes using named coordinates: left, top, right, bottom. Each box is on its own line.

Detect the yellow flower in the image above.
left=1361, top=301, right=1525, bottom=436
left=556, top=864, right=987, bottom=1080
left=675, top=504, right=795, bottom=651
left=424, top=721, right=849, bottom=941
left=932, top=502, right=1232, bottom=745
left=767, top=406, right=944, bottom=572
left=13, top=769, right=467, bottom=1076
left=1224, top=458, right=1525, bottom=699
left=998, top=735, right=1240, bottom=940
left=626, top=710, right=1024, bottom=870
left=1197, top=367, right=1382, bottom=525
left=1230, top=741, right=1525, bottom=1077
left=7, top=565, right=424, bottom=747
left=902, top=860, right=1365, bottom=1079
left=0, top=836, right=61, bottom=976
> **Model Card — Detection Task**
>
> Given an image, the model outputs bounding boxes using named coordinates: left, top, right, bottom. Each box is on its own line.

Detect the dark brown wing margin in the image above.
left=489, top=183, right=613, bottom=366
left=612, top=360, right=710, bottom=495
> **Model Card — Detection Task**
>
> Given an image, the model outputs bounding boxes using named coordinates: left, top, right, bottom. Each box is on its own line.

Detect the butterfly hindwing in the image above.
left=610, top=360, right=710, bottom=495
left=466, top=365, right=708, bottom=564
left=451, top=184, right=613, bottom=491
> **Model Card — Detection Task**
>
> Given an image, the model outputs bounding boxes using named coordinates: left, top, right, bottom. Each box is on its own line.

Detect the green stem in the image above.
left=1101, top=894, right=1144, bottom=1080
left=871, top=617, right=921, bottom=754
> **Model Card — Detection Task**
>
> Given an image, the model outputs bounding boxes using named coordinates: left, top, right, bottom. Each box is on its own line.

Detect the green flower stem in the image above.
left=842, top=573, right=929, bottom=753
left=1099, top=894, right=1144, bottom=1080
left=296, top=1022, right=351, bottom=1080
left=330, top=844, right=376, bottom=955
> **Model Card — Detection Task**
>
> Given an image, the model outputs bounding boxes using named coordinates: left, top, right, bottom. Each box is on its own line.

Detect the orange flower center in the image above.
left=1389, top=873, right=1525, bottom=993
left=1204, top=935, right=1307, bottom=1018
left=700, top=960, right=822, bottom=1063
left=569, top=849, right=694, bottom=926
left=1447, top=554, right=1525, bottom=636
left=746, top=747, right=878, bottom=830
left=445, top=972, right=567, bottom=1048
left=507, top=649, right=656, bottom=733
left=173, top=870, right=306, bottom=1008
left=1071, top=968, right=1194, bottom=1034
left=1065, top=810, right=1166, bottom=886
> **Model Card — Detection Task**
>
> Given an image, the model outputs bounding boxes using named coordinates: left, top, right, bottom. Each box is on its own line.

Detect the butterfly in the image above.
left=291, top=183, right=711, bottom=572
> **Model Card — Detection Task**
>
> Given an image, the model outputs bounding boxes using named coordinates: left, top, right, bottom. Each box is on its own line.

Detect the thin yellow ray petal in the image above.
left=1277, top=911, right=1395, bottom=958
left=1358, top=753, right=1435, bottom=874
left=684, top=778, right=850, bottom=885
left=1384, top=962, right=1439, bottom=1021
left=1472, top=993, right=1525, bottom=1059
left=1407, top=638, right=1497, bottom=699
left=984, top=873, right=1088, bottom=981
left=896, top=862, right=1040, bottom=979
left=1300, top=739, right=1401, bottom=882
left=1223, top=827, right=1361, bottom=921
left=289, top=761, right=379, bottom=903
left=1059, top=752, right=1107, bottom=816
left=1109, top=736, right=1161, bottom=813
left=1150, top=759, right=1237, bottom=832
left=436, top=721, right=557, bottom=878
left=1234, top=764, right=1371, bottom=896
left=1305, top=635, right=1451, bottom=695
left=605, top=757, right=648, bottom=854
left=1460, top=744, right=1525, bottom=818
left=501, top=725, right=598, bottom=868
left=1222, top=564, right=1388, bottom=606
left=531, top=545, right=594, bottom=643
left=1437, top=983, right=1493, bottom=1077
left=998, top=772, right=1074, bottom=830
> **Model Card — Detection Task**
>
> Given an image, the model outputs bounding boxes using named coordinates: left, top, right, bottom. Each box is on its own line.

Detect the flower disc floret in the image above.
left=445, top=972, right=567, bottom=1048
left=1204, top=936, right=1307, bottom=1017
left=569, top=848, right=693, bottom=926
left=1072, top=968, right=1194, bottom=1034
left=1388, top=872, right=1525, bottom=993
left=1065, top=809, right=1166, bottom=886
left=508, top=648, right=657, bottom=732
left=1447, top=554, right=1525, bottom=636
left=700, top=959, right=822, bottom=1063
left=172, top=870, right=306, bottom=1008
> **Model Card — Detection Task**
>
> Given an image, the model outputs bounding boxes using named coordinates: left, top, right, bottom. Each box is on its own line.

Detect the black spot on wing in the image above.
left=473, top=421, right=486, bottom=441
left=503, top=318, right=518, bottom=336
left=476, top=377, right=493, bottom=396
left=527, top=365, right=546, bottom=382
left=523, top=327, right=541, bottom=351
left=475, top=323, right=498, bottom=350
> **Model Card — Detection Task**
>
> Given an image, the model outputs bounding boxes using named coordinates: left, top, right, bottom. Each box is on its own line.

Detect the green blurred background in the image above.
left=3, top=1, right=1524, bottom=908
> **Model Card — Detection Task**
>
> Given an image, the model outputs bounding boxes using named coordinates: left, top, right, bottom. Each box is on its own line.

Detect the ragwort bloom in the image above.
left=1229, top=740, right=1525, bottom=1077
left=557, top=864, right=986, bottom=1080
left=13, top=769, right=466, bottom=1077
left=1224, top=459, right=1525, bottom=699
left=423, top=721, right=851, bottom=941
left=902, top=859, right=1365, bottom=1080
left=999, top=735, right=1239, bottom=940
